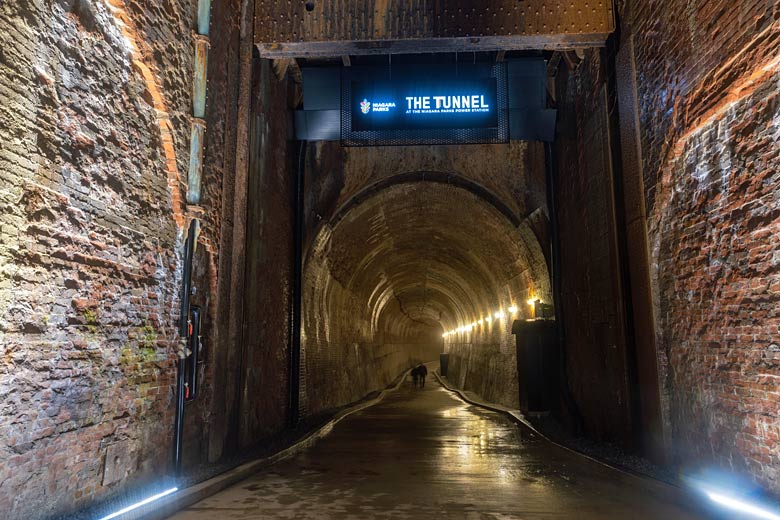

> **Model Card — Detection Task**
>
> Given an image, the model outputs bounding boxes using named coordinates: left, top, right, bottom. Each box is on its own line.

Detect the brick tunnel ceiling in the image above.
left=307, top=182, right=550, bottom=340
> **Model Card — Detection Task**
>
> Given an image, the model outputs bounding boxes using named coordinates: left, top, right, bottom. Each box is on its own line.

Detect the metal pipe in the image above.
left=544, top=142, right=584, bottom=436
left=193, top=36, right=209, bottom=119
left=186, top=1, right=211, bottom=204
left=174, top=219, right=199, bottom=475
left=186, top=119, right=206, bottom=205
left=289, top=140, right=306, bottom=427
left=197, top=0, right=211, bottom=36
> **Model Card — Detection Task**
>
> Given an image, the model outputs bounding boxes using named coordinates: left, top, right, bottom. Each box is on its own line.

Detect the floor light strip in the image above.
left=98, top=487, right=178, bottom=520
left=706, top=491, right=780, bottom=520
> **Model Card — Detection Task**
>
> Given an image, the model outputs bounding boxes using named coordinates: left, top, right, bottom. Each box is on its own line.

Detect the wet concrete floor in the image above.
left=170, top=377, right=706, bottom=519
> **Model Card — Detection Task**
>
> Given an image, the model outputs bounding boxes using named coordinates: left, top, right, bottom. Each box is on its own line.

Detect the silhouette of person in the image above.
left=411, top=365, right=421, bottom=387
left=417, top=364, right=428, bottom=388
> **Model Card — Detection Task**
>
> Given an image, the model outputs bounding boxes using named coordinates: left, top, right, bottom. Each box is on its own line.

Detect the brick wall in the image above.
left=445, top=319, right=523, bottom=410
left=626, top=0, right=779, bottom=215
left=556, top=0, right=780, bottom=493
left=238, top=59, right=296, bottom=444
left=0, top=0, right=195, bottom=517
left=622, top=0, right=780, bottom=493
left=651, top=72, right=780, bottom=491
left=553, top=49, right=636, bottom=446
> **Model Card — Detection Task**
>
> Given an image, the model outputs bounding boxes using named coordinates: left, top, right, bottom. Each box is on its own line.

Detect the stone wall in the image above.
left=238, top=59, right=296, bottom=444
left=555, top=0, right=780, bottom=493
left=625, top=0, right=780, bottom=492
left=552, top=49, right=636, bottom=447
left=0, top=0, right=195, bottom=517
left=445, top=319, right=522, bottom=410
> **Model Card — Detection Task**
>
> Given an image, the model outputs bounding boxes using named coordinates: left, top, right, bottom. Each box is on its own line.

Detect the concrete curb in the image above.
left=123, top=370, right=413, bottom=520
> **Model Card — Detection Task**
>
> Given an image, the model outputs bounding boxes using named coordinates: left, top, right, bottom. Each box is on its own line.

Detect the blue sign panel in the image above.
left=351, top=78, right=498, bottom=131
left=341, top=63, right=508, bottom=146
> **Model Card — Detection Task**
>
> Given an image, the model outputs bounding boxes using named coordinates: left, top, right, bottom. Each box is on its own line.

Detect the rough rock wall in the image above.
left=0, top=0, right=195, bottom=517
left=625, top=0, right=780, bottom=491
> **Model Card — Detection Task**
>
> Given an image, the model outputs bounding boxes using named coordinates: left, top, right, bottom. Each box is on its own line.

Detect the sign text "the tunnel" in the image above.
left=405, top=95, right=490, bottom=111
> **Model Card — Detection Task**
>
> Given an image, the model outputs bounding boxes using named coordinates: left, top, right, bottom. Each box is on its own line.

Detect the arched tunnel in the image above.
left=1, top=1, right=779, bottom=519
left=302, top=173, right=552, bottom=414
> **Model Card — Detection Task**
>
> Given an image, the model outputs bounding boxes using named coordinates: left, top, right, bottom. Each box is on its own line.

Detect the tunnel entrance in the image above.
left=301, top=176, right=552, bottom=414
left=195, top=44, right=658, bottom=502
left=223, top=50, right=568, bottom=448
left=287, top=52, right=557, bottom=417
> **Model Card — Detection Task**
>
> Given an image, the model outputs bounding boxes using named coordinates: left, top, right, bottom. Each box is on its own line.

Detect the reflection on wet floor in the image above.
left=170, top=377, right=706, bottom=519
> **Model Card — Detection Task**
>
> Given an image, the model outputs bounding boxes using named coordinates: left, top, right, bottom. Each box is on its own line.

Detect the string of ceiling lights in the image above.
left=442, top=297, right=541, bottom=338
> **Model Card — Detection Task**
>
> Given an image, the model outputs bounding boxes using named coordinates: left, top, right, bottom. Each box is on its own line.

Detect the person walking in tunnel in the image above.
left=417, top=363, right=428, bottom=388
left=411, top=365, right=421, bottom=387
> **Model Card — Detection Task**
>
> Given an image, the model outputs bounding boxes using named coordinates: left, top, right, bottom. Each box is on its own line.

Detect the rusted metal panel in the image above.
left=255, top=0, right=614, bottom=57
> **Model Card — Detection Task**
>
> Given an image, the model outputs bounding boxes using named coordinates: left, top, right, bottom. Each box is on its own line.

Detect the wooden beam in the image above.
left=256, top=0, right=615, bottom=57
left=257, top=33, right=611, bottom=59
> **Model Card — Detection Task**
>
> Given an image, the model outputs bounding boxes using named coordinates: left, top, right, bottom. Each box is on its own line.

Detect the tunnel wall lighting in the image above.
left=442, top=301, right=524, bottom=340
left=705, top=491, right=780, bottom=520
left=98, top=487, right=178, bottom=520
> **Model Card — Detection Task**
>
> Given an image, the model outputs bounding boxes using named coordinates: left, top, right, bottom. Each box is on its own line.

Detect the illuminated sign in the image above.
left=350, top=78, right=498, bottom=132
left=296, top=60, right=552, bottom=145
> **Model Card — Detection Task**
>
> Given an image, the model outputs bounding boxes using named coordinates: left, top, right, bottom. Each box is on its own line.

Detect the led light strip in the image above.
left=98, top=487, right=178, bottom=520
left=706, top=491, right=780, bottom=520
left=441, top=303, right=527, bottom=338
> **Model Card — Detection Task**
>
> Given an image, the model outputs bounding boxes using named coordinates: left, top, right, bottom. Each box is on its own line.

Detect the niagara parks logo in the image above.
left=360, top=99, right=371, bottom=114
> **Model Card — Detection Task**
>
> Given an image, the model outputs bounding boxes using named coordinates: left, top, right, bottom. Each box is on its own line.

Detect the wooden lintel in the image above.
left=257, top=34, right=610, bottom=59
